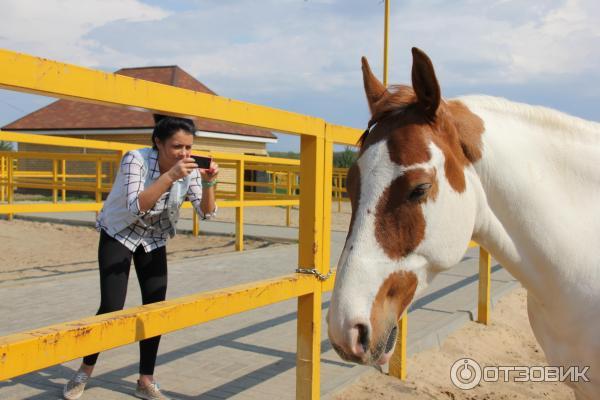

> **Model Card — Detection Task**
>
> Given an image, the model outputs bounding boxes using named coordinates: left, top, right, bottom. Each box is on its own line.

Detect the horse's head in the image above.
left=327, top=48, right=484, bottom=365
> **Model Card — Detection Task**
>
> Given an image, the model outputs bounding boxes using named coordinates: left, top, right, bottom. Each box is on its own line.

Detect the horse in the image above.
left=326, top=47, right=600, bottom=399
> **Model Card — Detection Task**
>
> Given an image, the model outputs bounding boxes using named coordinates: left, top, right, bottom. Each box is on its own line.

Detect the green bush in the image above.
left=0, top=141, right=13, bottom=151
left=269, top=148, right=357, bottom=168
left=333, top=147, right=357, bottom=168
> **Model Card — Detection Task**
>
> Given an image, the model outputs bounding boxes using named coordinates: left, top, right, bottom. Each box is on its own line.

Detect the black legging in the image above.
left=83, top=230, right=168, bottom=375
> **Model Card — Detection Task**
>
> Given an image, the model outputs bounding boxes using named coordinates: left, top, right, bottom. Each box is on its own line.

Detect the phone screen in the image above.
left=191, top=155, right=212, bottom=169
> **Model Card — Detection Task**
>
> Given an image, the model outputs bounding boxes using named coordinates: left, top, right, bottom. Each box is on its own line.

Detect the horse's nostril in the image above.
left=355, top=323, right=370, bottom=354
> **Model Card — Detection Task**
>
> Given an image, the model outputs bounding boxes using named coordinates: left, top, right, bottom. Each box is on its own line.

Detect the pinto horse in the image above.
left=327, top=48, right=600, bottom=399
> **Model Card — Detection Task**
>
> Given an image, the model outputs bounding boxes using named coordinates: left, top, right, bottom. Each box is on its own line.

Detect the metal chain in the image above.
left=295, top=268, right=333, bottom=281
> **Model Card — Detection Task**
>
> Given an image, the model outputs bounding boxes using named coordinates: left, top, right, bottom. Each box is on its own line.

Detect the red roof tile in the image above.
left=2, top=66, right=276, bottom=140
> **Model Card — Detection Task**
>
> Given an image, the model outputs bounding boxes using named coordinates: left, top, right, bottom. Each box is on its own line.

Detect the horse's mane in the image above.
left=360, top=90, right=600, bottom=149
left=460, top=95, right=600, bottom=143
left=358, top=85, right=417, bottom=148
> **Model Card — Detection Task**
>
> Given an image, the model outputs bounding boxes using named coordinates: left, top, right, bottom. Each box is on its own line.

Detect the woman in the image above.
left=64, top=115, right=218, bottom=400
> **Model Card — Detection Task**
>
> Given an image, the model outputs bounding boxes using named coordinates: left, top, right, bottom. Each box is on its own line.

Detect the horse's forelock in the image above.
left=358, top=85, right=419, bottom=150
left=376, top=85, right=418, bottom=115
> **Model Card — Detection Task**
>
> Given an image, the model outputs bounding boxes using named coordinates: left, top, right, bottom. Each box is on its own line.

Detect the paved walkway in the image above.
left=0, top=212, right=518, bottom=399
left=14, top=211, right=305, bottom=243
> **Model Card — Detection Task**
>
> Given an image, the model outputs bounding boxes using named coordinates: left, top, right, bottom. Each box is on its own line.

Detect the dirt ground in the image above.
left=179, top=201, right=353, bottom=232
left=0, top=203, right=353, bottom=282
left=0, top=219, right=280, bottom=282
left=332, top=287, right=576, bottom=400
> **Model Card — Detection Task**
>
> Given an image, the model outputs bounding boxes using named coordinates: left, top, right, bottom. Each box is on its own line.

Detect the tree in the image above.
left=268, top=151, right=300, bottom=160
left=333, top=146, right=357, bottom=168
left=0, top=141, right=13, bottom=151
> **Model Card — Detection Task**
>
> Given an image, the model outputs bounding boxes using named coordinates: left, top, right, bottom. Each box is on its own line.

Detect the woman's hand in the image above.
left=200, top=161, right=219, bottom=182
left=199, top=160, right=218, bottom=216
left=167, top=158, right=198, bottom=182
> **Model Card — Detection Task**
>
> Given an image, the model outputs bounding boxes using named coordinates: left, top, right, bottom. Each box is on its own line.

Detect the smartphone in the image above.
left=191, top=155, right=212, bottom=169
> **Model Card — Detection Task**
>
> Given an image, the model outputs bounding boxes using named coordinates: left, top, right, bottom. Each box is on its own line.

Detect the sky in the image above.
left=1, top=0, right=600, bottom=151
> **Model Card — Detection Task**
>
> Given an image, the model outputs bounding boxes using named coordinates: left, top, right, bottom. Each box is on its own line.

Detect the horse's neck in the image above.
left=461, top=96, right=600, bottom=302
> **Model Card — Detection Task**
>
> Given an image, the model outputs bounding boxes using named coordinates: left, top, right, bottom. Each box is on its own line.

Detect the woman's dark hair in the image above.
left=152, top=114, right=196, bottom=149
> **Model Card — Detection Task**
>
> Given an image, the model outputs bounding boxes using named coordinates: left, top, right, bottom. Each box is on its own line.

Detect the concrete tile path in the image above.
left=0, top=212, right=518, bottom=399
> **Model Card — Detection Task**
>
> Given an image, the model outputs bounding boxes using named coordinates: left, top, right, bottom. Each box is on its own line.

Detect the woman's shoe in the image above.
left=135, top=380, right=170, bottom=400
left=63, top=371, right=90, bottom=400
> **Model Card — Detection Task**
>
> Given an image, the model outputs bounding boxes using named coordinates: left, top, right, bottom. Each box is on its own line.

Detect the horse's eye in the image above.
left=409, top=183, right=432, bottom=201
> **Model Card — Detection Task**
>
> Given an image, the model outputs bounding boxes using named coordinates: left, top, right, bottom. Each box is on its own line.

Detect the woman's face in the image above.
left=155, top=129, right=194, bottom=168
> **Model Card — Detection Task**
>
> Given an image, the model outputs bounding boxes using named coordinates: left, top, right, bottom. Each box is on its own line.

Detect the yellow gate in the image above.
left=0, top=48, right=491, bottom=399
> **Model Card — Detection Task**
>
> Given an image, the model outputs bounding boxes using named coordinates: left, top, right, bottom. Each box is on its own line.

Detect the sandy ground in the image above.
left=179, top=201, right=353, bottom=232
left=332, top=287, right=576, bottom=400
left=0, top=203, right=352, bottom=282
left=0, top=219, right=280, bottom=282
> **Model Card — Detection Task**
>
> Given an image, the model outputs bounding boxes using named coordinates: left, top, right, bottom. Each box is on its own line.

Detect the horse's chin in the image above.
left=330, top=323, right=399, bottom=366
left=376, top=350, right=394, bottom=365
left=372, top=324, right=398, bottom=366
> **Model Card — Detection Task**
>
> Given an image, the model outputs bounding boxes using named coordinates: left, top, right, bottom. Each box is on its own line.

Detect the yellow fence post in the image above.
left=0, top=156, right=5, bottom=202
left=478, top=247, right=492, bottom=324
left=337, top=174, right=342, bottom=212
left=61, top=159, right=66, bottom=201
left=108, top=158, right=114, bottom=183
left=52, top=159, right=58, bottom=203
left=108, top=159, right=114, bottom=199
left=286, top=171, right=292, bottom=227
left=192, top=211, right=199, bottom=237
left=7, top=156, right=13, bottom=221
left=95, top=160, right=102, bottom=217
left=236, top=159, right=244, bottom=251
left=322, top=125, right=334, bottom=280
left=297, top=127, right=326, bottom=400
left=389, top=311, right=408, bottom=379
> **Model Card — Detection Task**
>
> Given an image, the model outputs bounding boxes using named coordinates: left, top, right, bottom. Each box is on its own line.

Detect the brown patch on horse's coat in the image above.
left=447, top=100, right=485, bottom=163
left=374, top=170, right=432, bottom=259
left=430, top=100, right=484, bottom=191
left=427, top=168, right=440, bottom=201
left=369, top=270, right=418, bottom=353
left=429, top=128, right=467, bottom=193
left=387, top=122, right=432, bottom=166
left=346, top=163, right=361, bottom=238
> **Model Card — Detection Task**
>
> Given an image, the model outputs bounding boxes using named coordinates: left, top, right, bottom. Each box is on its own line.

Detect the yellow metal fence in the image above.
left=0, top=147, right=347, bottom=232
left=0, top=150, right=119, bottom=202
left=0, top=136, right=305, bottom=249
left=0, top=48, right=492, bottom=399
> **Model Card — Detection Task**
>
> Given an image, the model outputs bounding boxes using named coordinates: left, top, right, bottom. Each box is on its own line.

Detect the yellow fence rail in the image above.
left=0, top=48, right=492, bottom=398
left=0, top=134, right=304, bottom=243
left=0, top=146, right=344, bottom=231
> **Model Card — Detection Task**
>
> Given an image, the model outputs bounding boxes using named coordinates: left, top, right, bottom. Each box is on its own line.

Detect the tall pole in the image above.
left=384, top=0, right=409, bottom=382
left=383, top=0, right=390, bottom=87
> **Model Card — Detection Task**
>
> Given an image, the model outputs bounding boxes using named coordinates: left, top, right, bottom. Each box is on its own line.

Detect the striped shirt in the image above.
left=96, top=149, right=215, bottom=253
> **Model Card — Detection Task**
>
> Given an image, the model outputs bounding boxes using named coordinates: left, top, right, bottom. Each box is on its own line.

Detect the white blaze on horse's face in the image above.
left=327, top=48, right=484, bottom=366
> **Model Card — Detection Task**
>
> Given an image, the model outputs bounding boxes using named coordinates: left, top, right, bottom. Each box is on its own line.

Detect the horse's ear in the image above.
left=362, top=56, right=387, bottom=115
left=411, top=47, right=441, bottom=120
